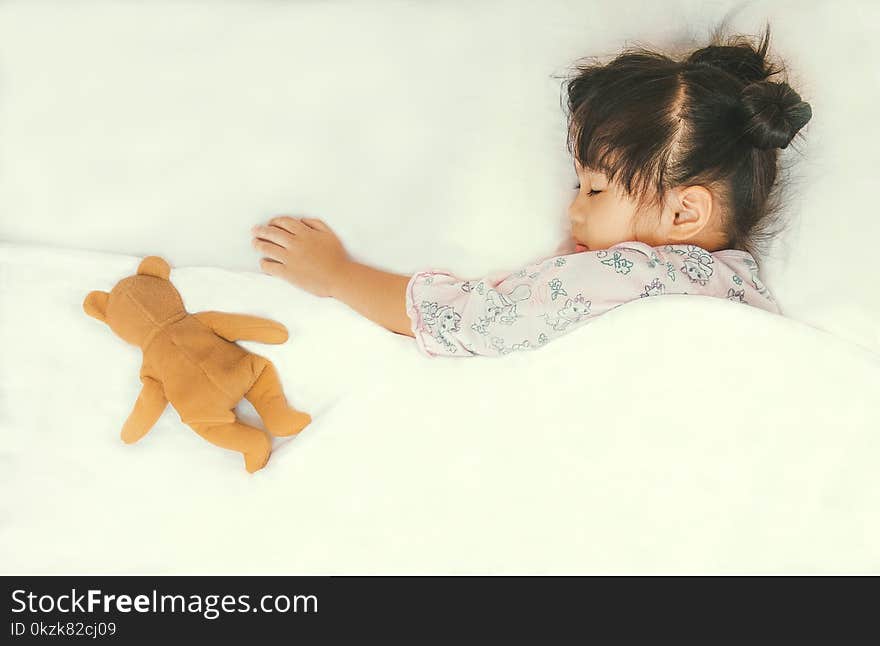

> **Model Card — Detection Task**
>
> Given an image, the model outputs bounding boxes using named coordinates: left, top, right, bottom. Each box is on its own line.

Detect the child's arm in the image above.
left=332, top=262, right=414, bottom=337
left=251, top=216, right=415, bottom=337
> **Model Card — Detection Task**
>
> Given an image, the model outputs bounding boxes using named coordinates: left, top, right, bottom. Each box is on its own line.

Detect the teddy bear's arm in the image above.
left=120, top=376, right=167, bottom=444
left=194, top=311, right=289, bottom=344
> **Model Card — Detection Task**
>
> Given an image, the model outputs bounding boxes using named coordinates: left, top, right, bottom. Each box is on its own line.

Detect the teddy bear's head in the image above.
left=83, top=256, right=186, bottom=348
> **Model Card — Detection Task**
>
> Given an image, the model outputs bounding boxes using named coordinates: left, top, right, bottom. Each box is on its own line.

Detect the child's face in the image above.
left=568, top=160, right=660, bottom=250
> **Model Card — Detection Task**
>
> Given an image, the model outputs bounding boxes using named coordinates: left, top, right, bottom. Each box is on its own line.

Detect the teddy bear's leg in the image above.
left=245, top=357, right=312, bottom=437
left=189, top=420, right=272, bottom=473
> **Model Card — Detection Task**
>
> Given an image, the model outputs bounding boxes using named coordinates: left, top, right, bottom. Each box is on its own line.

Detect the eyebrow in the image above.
left=575, top=162, right=610, bottom=183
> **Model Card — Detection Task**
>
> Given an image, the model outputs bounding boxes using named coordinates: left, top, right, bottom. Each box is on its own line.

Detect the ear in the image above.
left=664, top=186, right=714, bottom=242
left=83, top=290, right=109, bottom=322
left=138, top=256, right=171, bottom=280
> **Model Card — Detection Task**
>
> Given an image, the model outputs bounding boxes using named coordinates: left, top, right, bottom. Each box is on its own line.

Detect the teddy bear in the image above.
left=82, top=255, right=311, bottom=473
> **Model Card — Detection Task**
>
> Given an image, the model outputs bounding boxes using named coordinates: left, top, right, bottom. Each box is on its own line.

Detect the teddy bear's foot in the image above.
left=244, top=444, right=271, bottom=473
left=267, top=408, right=312, bottom=437
left=190, top=420, right=272, bottom=474
left=245, top=360, right=312, bottom=437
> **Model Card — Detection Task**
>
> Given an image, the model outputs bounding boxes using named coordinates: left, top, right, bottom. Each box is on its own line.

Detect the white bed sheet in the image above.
left=2, top=241, right=879, bottom=573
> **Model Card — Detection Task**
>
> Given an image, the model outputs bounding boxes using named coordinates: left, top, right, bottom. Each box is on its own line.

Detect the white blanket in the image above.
left=2, top=241, right=879, bottom=573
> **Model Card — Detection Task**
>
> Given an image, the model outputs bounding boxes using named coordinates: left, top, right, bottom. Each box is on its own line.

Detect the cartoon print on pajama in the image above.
left=543, top=293, right=591, bottom=331
left=420, top=300, right=463, bottom=353
left=548, top=278, right=568, bottom=300
left=680, top=245, right=714, bottom=285
left=490, top=336, right=532, bottom=355
left=405, top=241, right=780, bottom=358
left=470, top=316, right=492, bottom=336
left=640, top=277, right=666, bottom=298
left=727, top=288, right=746, bottom=303
left=485, top=284, right=531, bottom=325
left=600, top=251, right=634, bottom=274
left=741, top=257, right=773, bottom=301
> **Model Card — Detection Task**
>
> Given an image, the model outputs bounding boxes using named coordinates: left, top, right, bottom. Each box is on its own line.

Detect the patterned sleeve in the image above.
left=405, top=241, right=707, bottom=358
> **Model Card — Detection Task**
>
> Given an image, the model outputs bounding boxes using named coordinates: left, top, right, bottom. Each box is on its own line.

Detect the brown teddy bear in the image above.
left=82, top=255, right=311, bottom=473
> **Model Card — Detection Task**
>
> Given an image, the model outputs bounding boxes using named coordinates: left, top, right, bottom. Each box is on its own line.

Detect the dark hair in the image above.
left=561, top=22, right=812, bottom=258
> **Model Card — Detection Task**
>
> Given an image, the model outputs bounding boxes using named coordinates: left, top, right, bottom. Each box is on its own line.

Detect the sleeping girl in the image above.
left=250, top=23, right=811, bottom=358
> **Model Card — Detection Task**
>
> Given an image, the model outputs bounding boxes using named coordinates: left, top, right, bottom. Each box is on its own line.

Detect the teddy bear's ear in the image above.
left=137, top=256, right=171, bottom=280
left=83, top=290, right=109, bottom=322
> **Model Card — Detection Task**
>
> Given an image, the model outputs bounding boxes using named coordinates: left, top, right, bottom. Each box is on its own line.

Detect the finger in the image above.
left=300, top=217, right=330, bottom=232
left=260, top=258, right=284, bottom=275
left=269, top=216, right=309, bottom=235
left=253, top=239, right=287, bottom=262
left=252, top=224, right=292, bottom=247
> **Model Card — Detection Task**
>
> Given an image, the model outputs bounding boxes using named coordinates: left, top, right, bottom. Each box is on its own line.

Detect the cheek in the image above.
left=588, top=206, right=613, bottom=232
left=598, top=202, right=632, bottom=233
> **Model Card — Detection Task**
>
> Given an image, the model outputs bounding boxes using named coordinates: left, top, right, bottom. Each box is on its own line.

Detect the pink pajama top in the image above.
left=405, top=241, right=779, bottom=357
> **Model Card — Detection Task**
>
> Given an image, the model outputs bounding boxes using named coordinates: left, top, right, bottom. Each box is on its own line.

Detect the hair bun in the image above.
left=686, top=44, right=772, bottom=84
left=740, top=81, right=812, bottom=150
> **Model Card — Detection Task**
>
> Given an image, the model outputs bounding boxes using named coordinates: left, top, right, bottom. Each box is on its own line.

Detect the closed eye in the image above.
left=573, top=182, right=601, bottom=196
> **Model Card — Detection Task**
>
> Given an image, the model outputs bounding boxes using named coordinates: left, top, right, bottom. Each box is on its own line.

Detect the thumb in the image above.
left=301, top=217, right=331, bottom=232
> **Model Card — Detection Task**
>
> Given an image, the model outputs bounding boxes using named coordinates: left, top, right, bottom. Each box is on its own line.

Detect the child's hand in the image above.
left=251, top=216, right=351, bottom=297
